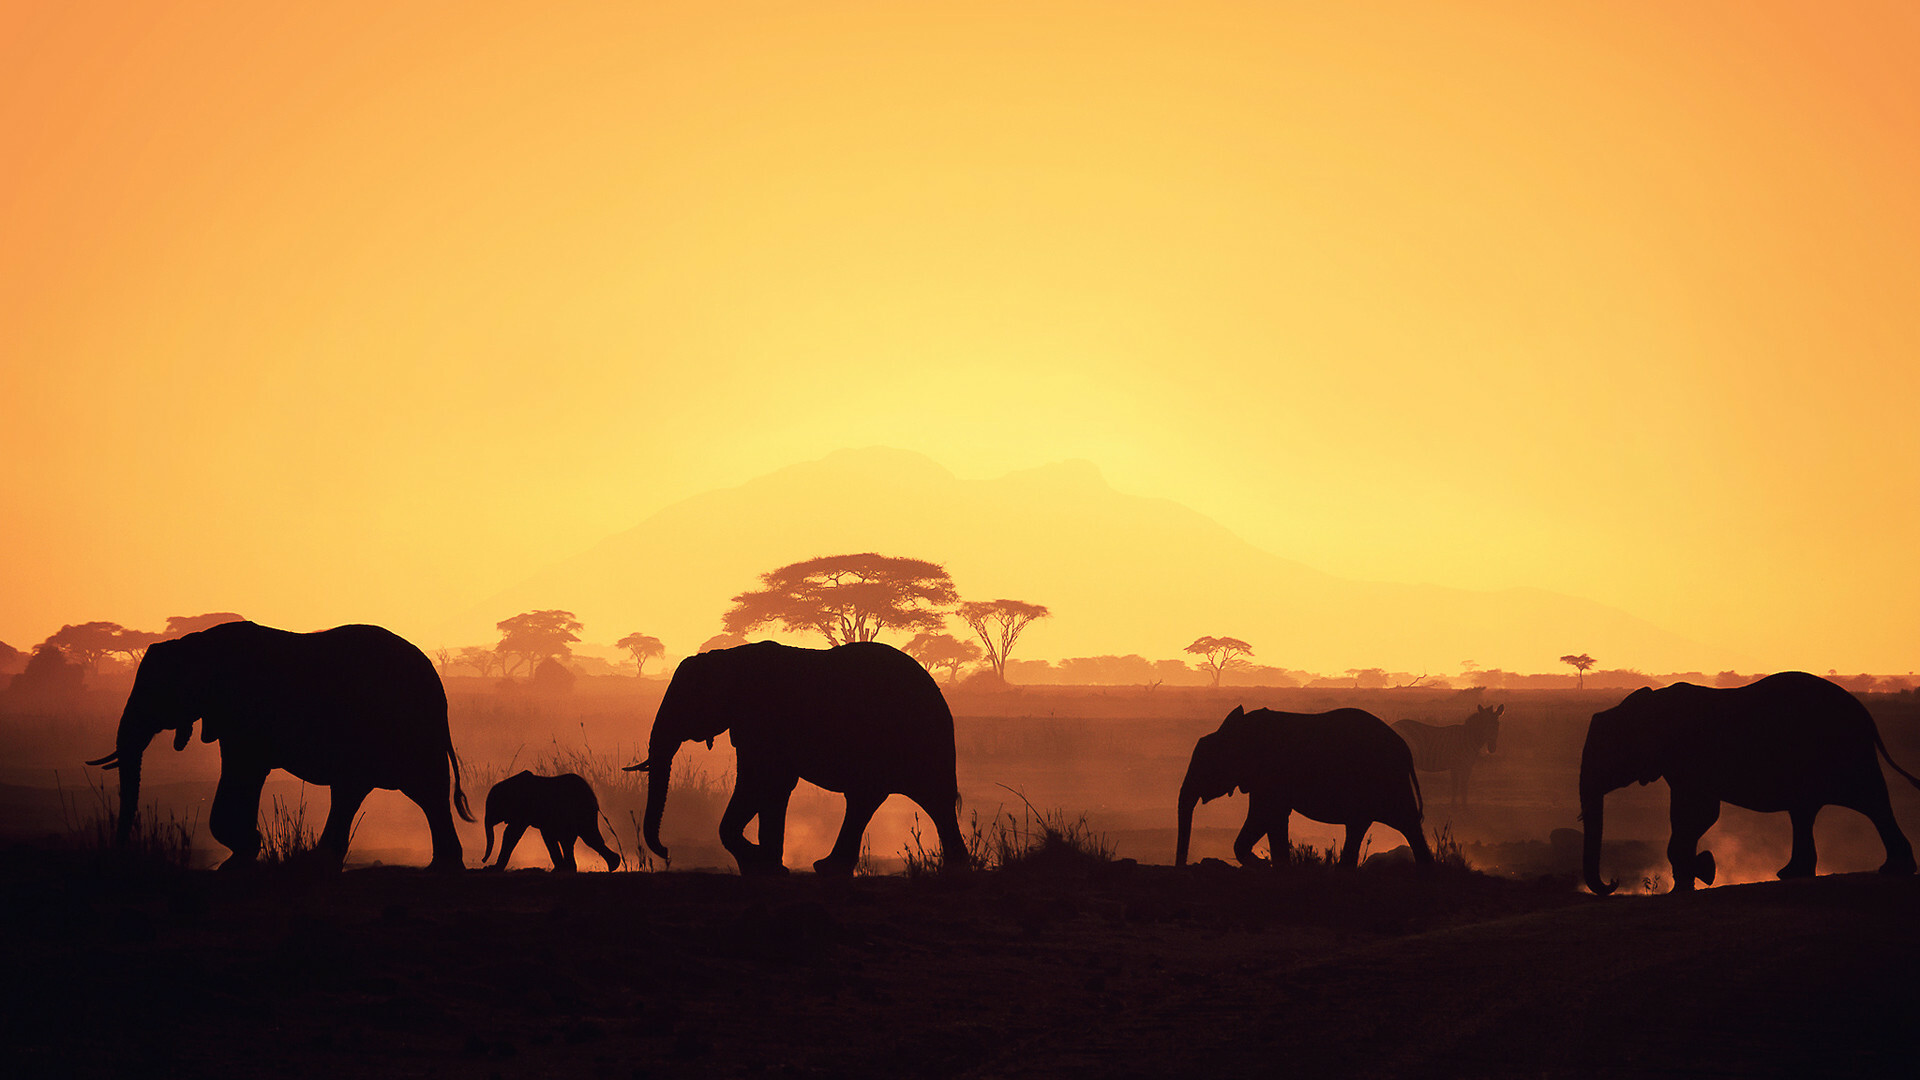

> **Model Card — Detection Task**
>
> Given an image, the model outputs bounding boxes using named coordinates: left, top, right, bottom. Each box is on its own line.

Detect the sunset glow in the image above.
left=5, top=3, right=1918, bottom=672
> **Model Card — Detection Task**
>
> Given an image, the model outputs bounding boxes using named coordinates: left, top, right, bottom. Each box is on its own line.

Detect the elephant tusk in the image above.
left=86, top=751, right=120, bottom=769
left=622, top=758, right=650, bottom=773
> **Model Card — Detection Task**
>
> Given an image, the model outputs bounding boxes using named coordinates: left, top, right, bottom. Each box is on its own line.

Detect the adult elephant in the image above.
left=88, top=622, right=473, bottom=870
left=1175, top=706, right=1433, bottom=869
left=483, top=771, right=620, bottom=872
left=1580, top=671, right=1920, bottom=895
left=625, top=640, right=968, bottom=876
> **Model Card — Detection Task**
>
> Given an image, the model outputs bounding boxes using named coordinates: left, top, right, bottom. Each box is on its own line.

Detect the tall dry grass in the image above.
left=59, top=770, right=197, bottom=871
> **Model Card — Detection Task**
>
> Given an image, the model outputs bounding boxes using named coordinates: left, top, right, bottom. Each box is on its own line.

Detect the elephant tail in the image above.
left=1871, top=720, right=1920, bottom=791
left=449, top=746, right=476, bottom=823
left=1408, top=765, right=1425, bottom=818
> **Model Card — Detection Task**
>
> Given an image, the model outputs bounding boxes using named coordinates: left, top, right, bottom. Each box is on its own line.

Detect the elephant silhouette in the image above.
left=482, top=771, right=620, bottom=872
left=626, top=640, right=969, bottom=876
left=1177, top=706, right=1433, bottom=869
left=1581, top=671, right=1920, bottom=894
left=88, top=621, right=473, bottom=870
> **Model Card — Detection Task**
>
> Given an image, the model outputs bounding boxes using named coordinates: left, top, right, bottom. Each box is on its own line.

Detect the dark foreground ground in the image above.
left=4, top=853, right=1916, bottom=1079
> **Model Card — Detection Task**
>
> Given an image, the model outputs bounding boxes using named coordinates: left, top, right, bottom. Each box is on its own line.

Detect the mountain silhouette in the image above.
left=453, top=447, right=1728, bottom=674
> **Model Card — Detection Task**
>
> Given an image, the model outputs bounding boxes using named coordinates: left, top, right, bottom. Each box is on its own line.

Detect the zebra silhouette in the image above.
left=1393, top=704, right=1503, bottom=808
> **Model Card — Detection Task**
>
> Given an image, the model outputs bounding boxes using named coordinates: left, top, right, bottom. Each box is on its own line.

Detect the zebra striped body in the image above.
left=1393, top=704, right=1503, bottom=808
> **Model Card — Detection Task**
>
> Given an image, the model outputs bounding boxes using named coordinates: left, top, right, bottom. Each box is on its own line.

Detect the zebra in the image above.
left=1393, top=704, right=1503, bottom=808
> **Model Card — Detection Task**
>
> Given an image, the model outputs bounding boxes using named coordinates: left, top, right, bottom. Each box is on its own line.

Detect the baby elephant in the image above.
left=482, top=771, right=621, bottom=872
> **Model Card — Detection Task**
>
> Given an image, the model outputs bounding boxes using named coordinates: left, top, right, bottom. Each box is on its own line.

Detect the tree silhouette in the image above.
left=43, top=622, right=139, bottom=676
left=722, top=553, right=957, bottom=646
left=1560, top=652, right=1597, bottom=689
left=456, top=646, right=502, bottom=678
left=11, top=643, right=84, bottom=695
left=1346, top=667, right=1390, bottom=689
left=699, top=631, right=749, bottom=653
left=1184, top=636, right=1254, bottom=687
left=903, top=632, right=982, bottom=684
left=958, top=599, right=1050, bottom=682
left=0, top=640, right=21, bottom=676
left=616, top=632, right=666, bottom=676
left=497, top=610, right=583, bottom=679
left=164, top=612, right=245, bottom=638
left=105, top=628, right=164, bottom=669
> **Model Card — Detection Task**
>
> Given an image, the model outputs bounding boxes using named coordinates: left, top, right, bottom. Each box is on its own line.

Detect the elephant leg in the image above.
left=1667, top=794, right=1721, bottom=891
left=1234, top=790, right=1279, bottom=867
left=1337, top=823, right=1372, bottom=869
left=907, top=791, right=970, bottom=874
left=492, top=822, right=528, bottom=869
left=580, top=819, right=621, bottom=872
left=816, top=789, right=884, bottom=877
left=402, top=776, right=466, bottom=871
left=1846, top=785, right=1917, bottom=875
left=210, top=760, right=270, bottom=868
left=1779, top=807, right=1819, bottom=879
left=754, top=781, right=797, bottom=873
left=318, top=783, right=372, bottom=869
left=1388, top=814, right=1435, bottom=866
left=547, top=831, right=578, bottom=873
left=720, top=780, right=791, bottom=875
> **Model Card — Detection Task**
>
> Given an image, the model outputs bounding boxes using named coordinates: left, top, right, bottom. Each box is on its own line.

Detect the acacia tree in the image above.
left=1184, top=635, right=1254, bottom=687
left=497, top=610, right=583, bottom=678
left=616, top=632, right=666, bottom=676
left=958, top=600, right=1050, bottom=682
left=43, top=622, right=138, bottom=677
left=722, top=553, right=957, bottom=646
left=903, top=632, right=982, bottom=684
left=1560, top=652, right=1597, bottom=689
left=106, top=628, right=165, bottom=669
left=699, top=631, right=748, bottom=653
left=456, top=646, right=502, bottom=679
left=164, top=612, right=245, bottom=638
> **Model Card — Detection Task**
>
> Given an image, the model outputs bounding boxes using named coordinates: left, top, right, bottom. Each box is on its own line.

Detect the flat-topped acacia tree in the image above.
left=1185, top=636, right=1254, bottom=687
left=958, top=600, right=1051, bottom=682
left=722, top=553, right=958, bottom=647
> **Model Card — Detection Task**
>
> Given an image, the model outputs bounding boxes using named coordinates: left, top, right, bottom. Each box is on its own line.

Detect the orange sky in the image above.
left=4, top=2, right=1918, bottom=673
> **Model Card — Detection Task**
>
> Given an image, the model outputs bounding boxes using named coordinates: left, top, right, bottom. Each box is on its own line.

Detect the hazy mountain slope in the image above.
left=455, top=447, right=1726, bottom=673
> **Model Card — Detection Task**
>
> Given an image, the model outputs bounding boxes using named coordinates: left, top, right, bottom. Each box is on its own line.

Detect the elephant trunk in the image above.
left=1580, top=780, right=1616, bottom=896
left=1175, top=782, right=1200, bottom=867
left=87, top=728, right=159, bottom=847
left=640, top=737, right=679, bottom=862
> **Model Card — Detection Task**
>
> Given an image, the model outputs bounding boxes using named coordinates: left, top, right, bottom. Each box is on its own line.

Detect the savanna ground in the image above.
left=4, top=680, right=1919, bottom=1077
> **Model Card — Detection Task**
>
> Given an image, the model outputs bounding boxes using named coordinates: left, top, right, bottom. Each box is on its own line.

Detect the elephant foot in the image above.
left=483, top=863, right=507, bottom=872
left=1776, top=860, right=1816, bottom=880
left=216, top=854, right=259, bottom=872
left=812, top=855, right=857, bottom=878
left=740, top=859, right=790, bottom=878
left=1878, top=850, right=1917, bottom=876
left=428, top=856, right=467, bottom=873
left=1694, top=850, right=1716, bottom=886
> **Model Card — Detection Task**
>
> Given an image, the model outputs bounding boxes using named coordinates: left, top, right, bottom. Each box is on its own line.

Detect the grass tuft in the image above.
left=59, top=770, right=198, bottom=871
left=259, top=788, right=327, bottom=866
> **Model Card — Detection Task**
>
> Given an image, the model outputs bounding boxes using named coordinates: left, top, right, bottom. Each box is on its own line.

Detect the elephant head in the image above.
left=85, top=637, right=215, bottom=845
left=625, top=651, right=733, bottom=863
left=1579, top=688, right=1669, bottom=895
left=1175, top=706, right=1252, bottom=866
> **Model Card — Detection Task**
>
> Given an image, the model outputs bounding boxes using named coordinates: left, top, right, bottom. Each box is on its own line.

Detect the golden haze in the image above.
left=3, top=3, right=1918, bottom=672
